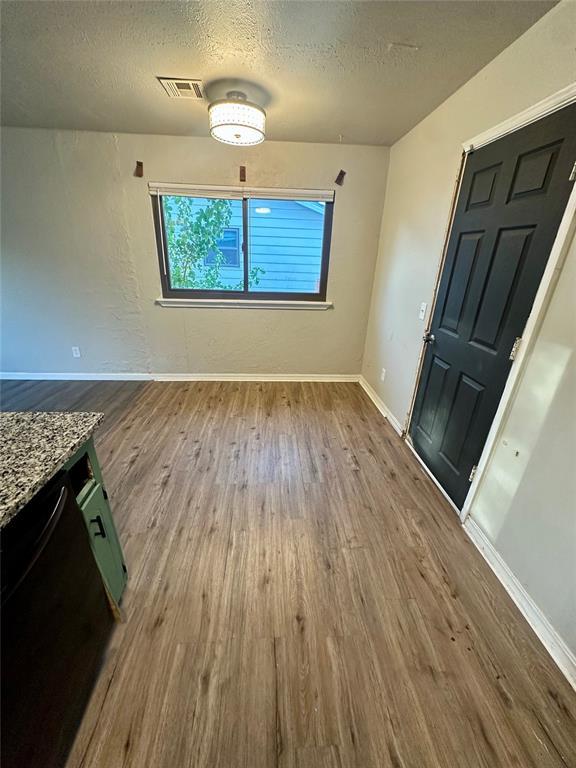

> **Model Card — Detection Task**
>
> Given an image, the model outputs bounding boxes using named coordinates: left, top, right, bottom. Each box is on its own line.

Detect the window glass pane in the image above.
left=161, top=196, right=244, bottom=290
left=248, top=199, right=326, bottom=293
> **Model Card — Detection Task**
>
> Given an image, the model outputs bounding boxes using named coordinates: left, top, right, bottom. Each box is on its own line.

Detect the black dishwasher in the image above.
left=1, top=471, right=114, bottom=768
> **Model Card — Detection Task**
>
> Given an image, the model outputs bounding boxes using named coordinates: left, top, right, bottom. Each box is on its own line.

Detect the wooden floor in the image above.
left=2, top=380, right=575, bottom=767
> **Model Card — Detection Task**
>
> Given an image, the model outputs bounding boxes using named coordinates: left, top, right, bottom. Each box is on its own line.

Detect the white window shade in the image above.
left=148, top=182, right=335, bottom=203
left=148, top=183, right=243, bottom=200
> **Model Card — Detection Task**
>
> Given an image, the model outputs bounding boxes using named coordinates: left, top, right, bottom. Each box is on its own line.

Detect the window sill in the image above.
left=155, top=298, right=334, bottom=310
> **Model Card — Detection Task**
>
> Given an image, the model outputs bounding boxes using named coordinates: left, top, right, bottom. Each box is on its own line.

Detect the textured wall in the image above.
left=0, top=130, right=388, bottom=375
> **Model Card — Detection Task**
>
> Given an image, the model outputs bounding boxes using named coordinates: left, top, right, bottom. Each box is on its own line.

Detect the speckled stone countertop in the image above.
left=0, top=411, right=104, bottom=528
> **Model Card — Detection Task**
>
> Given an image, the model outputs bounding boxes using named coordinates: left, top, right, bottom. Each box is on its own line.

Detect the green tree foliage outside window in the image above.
left=162, top=196, right=264, bottom=290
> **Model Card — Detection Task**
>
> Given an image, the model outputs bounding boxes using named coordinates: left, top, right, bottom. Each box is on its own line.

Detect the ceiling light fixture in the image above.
left=208, top=90, right=266, bottom=146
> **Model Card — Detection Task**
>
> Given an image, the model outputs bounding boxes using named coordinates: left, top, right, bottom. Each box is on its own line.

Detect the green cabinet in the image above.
left=65, top=438, right=127, bottom=607
left=80, top=481, right=127, bottom=605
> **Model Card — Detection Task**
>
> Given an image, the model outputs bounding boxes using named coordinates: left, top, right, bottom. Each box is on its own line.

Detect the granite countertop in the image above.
left=0, top=411, right=104, bottom=528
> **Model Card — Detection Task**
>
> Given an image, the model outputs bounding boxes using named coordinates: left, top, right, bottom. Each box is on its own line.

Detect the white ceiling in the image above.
left=1, top=0, right=556, bottom=146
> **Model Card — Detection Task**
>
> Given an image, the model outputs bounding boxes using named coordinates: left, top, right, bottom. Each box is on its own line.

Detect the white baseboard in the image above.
left=358, top=375, right=404, bottom=435
left=0, top=371, right=360, bottom=383
left=0, top=371, right=153, bottom=381
left=152, top=373, right=359, bottom=382
left=465, top=517, right=576, bottom=691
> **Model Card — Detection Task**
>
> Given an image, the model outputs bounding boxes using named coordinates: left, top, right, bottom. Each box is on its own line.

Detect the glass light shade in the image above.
left=209, top=99, right=266, bottom=146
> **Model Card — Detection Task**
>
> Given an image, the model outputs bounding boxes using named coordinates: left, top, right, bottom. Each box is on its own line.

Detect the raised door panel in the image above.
left=469, top=226, right=534, bottom=352
left=438, top=374, right=484, bottom=475
left=414, top=356, right=450, bottom=443
left=439, top=232, right=483, bottom=336
left=507, top=140, right=563, bottom=201
left=466, top=163, right=501, bottom=210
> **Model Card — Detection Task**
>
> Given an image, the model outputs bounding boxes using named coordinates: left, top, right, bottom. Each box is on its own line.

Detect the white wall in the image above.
left=362, top=0, right=576, bottom=426
left=361, top=0, right=576, bottom=658
left=471, top=230, right=576, bottom=652
left=0, top=131, right=388, bottom=375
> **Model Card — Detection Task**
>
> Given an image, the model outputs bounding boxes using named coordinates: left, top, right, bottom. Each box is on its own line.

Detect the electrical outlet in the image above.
left=418, top=302, right=428, bottom=321
left=72, top=346, right=81, bottom=358
left=380, top=368, right=386, bottom=382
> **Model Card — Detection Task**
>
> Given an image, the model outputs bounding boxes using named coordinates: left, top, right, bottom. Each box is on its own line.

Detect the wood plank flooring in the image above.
left=2, top=380, right=575, bottom=767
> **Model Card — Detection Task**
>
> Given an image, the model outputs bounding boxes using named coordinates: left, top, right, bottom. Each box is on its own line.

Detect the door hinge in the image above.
left=469, top=465, right=478, bottom=483
left=509, top=336, right=522, bottom=361
left=570, top=161, right=576, bottom=182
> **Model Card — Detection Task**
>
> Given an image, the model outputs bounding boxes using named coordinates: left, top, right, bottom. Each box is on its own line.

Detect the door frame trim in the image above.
left=462, top=82, right=576, bottom=153
left=404, top=83, right=576, bottom=519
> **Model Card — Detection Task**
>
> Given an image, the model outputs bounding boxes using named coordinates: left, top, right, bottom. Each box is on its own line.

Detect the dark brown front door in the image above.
left=410, top=103, right=576, bottom=508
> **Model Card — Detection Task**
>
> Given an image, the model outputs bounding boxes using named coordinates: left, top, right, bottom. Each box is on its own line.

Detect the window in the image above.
left=205, top=227, right=240, bottom=267
left=150, top=185, right=334, bottom=301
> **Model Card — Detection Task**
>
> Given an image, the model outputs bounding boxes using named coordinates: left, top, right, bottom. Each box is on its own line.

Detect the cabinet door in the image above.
left=81, top=483, right=127, bottom=605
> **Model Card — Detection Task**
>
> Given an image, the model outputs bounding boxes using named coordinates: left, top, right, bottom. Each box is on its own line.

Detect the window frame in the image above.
left=150, top=185, right=335, bottom=302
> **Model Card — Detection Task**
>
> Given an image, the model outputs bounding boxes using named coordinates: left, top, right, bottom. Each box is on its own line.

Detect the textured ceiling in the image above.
left=0, top=0, right=556, bottom=145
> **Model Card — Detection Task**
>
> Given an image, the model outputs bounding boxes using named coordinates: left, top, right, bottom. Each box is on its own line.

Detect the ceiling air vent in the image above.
left=157, top=77, right=204, bottom=99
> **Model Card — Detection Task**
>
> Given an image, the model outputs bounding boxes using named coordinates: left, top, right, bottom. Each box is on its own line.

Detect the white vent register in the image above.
left=157, top=78, right=203, bottom=99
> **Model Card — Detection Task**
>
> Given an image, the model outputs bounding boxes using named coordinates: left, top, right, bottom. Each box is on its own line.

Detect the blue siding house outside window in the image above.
left=248, top=199, right=325, bottom=293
